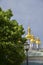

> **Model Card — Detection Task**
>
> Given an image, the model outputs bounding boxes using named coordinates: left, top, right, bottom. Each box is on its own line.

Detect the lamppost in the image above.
left=24, top=42, right=30, bottom=65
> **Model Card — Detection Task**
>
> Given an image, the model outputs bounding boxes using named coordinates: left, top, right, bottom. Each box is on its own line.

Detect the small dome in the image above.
left=35, top=37, right=40, bottom=44
left=30, top=35, right=35, bottom=43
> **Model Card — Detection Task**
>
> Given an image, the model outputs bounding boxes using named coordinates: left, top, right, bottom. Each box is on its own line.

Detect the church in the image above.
left=23, top=27, right=43, bottom=65
left=24, top=27, right=43, bottom=63
left=25, top=27, right=41, bottom=50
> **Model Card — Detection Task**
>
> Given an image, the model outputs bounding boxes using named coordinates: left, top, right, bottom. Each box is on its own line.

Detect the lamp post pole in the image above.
left=24, top=42, right=29, bottom=65
left=26, top=48, right=29, bottom=65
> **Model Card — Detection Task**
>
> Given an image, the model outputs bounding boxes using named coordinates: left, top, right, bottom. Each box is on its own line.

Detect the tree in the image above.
left=0, top=8, right=26, bottom=65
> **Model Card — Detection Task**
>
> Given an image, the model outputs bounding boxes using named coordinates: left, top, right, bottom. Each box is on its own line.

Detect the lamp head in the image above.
left=24, top=42, right=30, bottom=51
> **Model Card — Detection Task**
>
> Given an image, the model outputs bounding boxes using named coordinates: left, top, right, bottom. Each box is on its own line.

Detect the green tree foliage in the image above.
left=0, top=8, right=26, bottom=65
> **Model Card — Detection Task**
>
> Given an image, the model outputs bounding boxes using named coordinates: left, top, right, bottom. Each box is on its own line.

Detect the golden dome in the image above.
left=35, top=37, right=40, bottom=44
left=25, top=33, right=32, bottom=40
left=30, top=35, right=35, bottom=43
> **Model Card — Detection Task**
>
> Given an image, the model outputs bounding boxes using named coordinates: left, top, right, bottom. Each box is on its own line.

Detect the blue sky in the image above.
left=0, top=0, right=43, bottom=47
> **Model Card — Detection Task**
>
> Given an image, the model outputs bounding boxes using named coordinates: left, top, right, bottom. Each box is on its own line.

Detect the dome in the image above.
left=25, top=33, right=32, bottom=40
left=35, top=37, right=41, bottom=44
left=30, top=35, right=35, bottom=43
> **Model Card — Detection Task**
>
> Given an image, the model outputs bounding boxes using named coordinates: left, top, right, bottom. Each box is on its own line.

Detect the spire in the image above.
left=28, top=27, right=31, bottom=34
left=25, top=27, right=31, bottom=40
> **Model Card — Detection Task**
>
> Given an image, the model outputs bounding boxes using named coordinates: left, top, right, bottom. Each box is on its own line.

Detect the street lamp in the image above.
left=24, top=42, right=30, bottom=65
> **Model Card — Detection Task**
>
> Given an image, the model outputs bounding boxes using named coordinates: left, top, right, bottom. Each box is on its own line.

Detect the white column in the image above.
left=36, top=44, right=38, bottom=49
left=29, top=43, right=33, bottom=50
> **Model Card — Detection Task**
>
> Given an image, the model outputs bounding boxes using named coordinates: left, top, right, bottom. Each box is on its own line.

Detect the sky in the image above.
left=0, top=0, right=43, bottom=47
